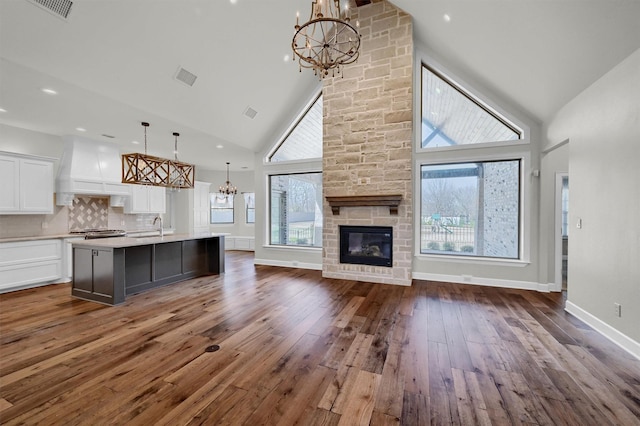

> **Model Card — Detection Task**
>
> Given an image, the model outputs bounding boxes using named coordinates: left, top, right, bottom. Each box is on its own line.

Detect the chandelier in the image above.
left=219, top=162, right=237, bottom=198
left=122, top=122, right=195, bottom=189
left=292, top=0, right=361, bottom=79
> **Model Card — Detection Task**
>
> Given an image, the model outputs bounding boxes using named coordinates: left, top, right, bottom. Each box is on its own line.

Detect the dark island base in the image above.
left=72, top=237, right=224, bottom=305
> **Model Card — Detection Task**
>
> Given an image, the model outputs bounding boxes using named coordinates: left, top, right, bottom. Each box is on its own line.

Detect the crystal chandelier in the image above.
left=219, top=162, right=237, bottom=198
left=292, top=0, right=361, bottom=79
left=122, top=122, right=195, bottom=189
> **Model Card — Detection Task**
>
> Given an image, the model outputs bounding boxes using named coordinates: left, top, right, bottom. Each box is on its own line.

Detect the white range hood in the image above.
left=56, top=136, right=130, bottom=206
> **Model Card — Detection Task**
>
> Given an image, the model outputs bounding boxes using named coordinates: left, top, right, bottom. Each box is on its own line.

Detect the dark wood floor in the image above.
left=1, top=251, right=639, bottom=425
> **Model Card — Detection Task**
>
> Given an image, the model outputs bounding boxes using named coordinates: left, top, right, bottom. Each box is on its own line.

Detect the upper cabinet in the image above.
left=0, top=152, right=54, bottom=215
left=123, top=184, right=166, bottom=214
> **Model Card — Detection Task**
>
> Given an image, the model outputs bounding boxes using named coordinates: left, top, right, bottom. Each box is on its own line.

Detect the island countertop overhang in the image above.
left=72, top=232, right=228, bottom=249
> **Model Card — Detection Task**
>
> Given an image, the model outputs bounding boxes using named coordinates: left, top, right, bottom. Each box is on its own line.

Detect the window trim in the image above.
left=243, top=192, right=255, bottom=224
left=418, top=158, right=523, bottom=260
left=416, top=59, right=530, bottom=154
left=265, top=91, right=323, bottom=164
left=267, top=171, right=323, bottom=248
left=210, top=194, right=235, bottom=224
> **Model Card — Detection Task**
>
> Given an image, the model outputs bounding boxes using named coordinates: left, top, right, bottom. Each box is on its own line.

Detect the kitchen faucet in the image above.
left=153, top=216, right=163, bottom=237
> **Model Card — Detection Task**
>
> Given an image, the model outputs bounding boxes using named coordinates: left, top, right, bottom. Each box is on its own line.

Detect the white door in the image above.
left=20, top=158, right=54, bottom=212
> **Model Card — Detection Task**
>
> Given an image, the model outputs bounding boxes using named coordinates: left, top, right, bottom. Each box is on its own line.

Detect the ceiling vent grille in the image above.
left=26, top=0, right=73, bottom=20
left=244, top=107, right=258, bottom=119
left=174, top=67, right=198, bottom=87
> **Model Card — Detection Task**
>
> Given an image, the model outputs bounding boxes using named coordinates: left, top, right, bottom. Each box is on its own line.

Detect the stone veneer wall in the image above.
left=322, top=0, right=413, bottom=285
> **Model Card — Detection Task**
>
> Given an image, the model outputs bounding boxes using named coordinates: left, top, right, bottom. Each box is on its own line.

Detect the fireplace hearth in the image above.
left=340, top=225, right=393, bottom=267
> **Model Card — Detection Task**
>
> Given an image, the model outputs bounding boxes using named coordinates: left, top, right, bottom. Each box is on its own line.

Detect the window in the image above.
left=269, top=94, right=322, bottom=162
left=420, top=160, right=521, bottom=259
left=270, top=173, right=322, bottom=247
left=244, top=192, right=255, bottom=224
left=421, top=65, right=521, bottom=149
left=210, top=194, right=234, bottom=224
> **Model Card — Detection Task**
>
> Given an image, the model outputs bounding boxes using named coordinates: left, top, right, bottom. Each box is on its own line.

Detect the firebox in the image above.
left=339, top=225, right=393, bottom=267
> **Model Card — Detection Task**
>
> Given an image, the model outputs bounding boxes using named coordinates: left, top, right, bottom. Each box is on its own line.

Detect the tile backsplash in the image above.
left=0, top=196, right=161, bottom=239
left=68, top=197, right=109, bottom=231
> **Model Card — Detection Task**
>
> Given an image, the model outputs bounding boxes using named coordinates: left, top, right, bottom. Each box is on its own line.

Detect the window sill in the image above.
left=415, top=253, right=530, bottom=267
left=262, top=244, right=322, bottom=252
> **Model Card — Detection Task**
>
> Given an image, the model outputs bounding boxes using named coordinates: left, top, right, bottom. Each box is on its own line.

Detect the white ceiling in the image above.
left=1, top=0, right=639, bottom=171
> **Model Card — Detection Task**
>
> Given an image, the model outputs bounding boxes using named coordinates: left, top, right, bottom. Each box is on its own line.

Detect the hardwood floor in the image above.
left=1, top=251, right=639, bottom=425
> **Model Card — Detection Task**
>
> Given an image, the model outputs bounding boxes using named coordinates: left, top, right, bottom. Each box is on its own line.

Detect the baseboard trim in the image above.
left=254, top=258, right=322, bottom=271
left=565, top=301, right=640, bottom=360
left=412, top=272, right=550, bottom=292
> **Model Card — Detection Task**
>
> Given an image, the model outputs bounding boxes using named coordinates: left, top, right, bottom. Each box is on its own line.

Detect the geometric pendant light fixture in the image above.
left=122, top=122, right=195, bottom=189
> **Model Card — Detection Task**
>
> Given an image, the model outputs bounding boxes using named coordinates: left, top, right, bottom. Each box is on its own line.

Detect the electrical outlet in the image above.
left=462, top=274, right=472, bottom=282
left=576, top=218, right=582, bottom=229
left=614, top=303, right=622, bottom=317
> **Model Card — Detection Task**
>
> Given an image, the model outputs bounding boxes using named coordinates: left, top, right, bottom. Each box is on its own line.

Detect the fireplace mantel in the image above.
left=325, top=194, right=402, bottom=215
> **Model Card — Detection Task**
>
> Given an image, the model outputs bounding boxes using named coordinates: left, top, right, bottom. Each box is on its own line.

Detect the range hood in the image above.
left=56, top=136, right=130, bottom=206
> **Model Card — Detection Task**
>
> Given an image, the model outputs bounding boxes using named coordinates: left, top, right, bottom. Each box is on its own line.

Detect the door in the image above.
left=555, top=173, right=569, bottom=291
left=73, top=248, right=94, bottom=293
left=92, top=249, right=113, bottom=296
left=20, top=158, right=53, bottom=212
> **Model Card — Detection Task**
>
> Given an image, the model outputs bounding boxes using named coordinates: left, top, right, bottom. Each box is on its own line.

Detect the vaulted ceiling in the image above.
left=1, top=0, right=638, bottom=171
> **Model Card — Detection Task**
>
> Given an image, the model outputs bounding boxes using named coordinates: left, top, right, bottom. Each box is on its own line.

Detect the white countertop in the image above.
left=71, top=232, right=228, bottom=248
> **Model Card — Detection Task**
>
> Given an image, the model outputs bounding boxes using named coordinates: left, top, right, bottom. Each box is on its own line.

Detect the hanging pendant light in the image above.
left=122, top=122, right=194, bottom=188
left=219, top=162, right=237, bottom=198
left=168, top=132, right=195, bottom=189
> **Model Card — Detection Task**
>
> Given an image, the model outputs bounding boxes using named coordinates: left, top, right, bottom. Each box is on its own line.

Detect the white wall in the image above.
left=253, top=88, right=324, bottom=270
left=0, top=124, right=64, bottom=167
left=546, top=48, right=640, bottom=349
left=411, top=46, right=546, bottom=291
left=538, top=142, right=569, bottom=288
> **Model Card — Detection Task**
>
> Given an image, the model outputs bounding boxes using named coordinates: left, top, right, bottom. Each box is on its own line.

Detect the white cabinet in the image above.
left=0, top=239, right=62, bottom=292
left=224, top=236, right=255, bottom=251
left=0, top=152, right=54, bottom=214
left=193, top=181, right=210, bottom=233
left=124, top=185, right=166, bottom=214
left=63, top=237, right=85, bottom=281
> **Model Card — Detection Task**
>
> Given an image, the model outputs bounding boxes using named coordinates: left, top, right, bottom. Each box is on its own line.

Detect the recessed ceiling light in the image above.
left=132, top=140, right=140, bottom=145
left=76, top=127, right=86, bottom=132
left=443, top=14, right=451, bottom=23
left=0, top=108, right=6, bottom=113
left=216, top=144, right=224, bottom=149
left=284, top=54, right=290, bottom=62
left=230, top=0, right=237, bottom=4
left=41, top=88, right=58, bottom=95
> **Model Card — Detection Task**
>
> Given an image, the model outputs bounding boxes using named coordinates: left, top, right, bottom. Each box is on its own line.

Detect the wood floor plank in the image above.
left=0, top=252, right=639, bottom=425
left=335, top=370, right=381, bottom=426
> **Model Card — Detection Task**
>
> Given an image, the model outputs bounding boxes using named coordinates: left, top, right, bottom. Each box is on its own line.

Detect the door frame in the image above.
left=554, top=172, right=568, bottom=292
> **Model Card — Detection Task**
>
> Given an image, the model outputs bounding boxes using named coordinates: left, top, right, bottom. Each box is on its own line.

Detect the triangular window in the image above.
left=421, top=65, right=521, bottom=149
left=269, top=94, right=322, bottom=162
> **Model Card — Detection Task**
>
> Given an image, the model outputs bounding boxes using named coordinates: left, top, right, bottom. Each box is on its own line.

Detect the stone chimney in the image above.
left=322, top=0, right=413, bottom=285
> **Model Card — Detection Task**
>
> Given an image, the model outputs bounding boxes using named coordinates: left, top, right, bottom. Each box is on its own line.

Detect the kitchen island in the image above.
left=71, top=233, right=225, bottom=305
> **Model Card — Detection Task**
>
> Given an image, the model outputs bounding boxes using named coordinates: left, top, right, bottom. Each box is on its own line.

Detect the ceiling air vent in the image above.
left=26, top=0, right=73, bottom=20
left=174, top=67, right=198, bottom=87
left=243, top=106, right=258, bottom=119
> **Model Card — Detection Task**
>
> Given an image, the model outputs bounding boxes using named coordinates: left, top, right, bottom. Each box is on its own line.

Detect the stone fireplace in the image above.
left=322, top=0, right=413, bottom=286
